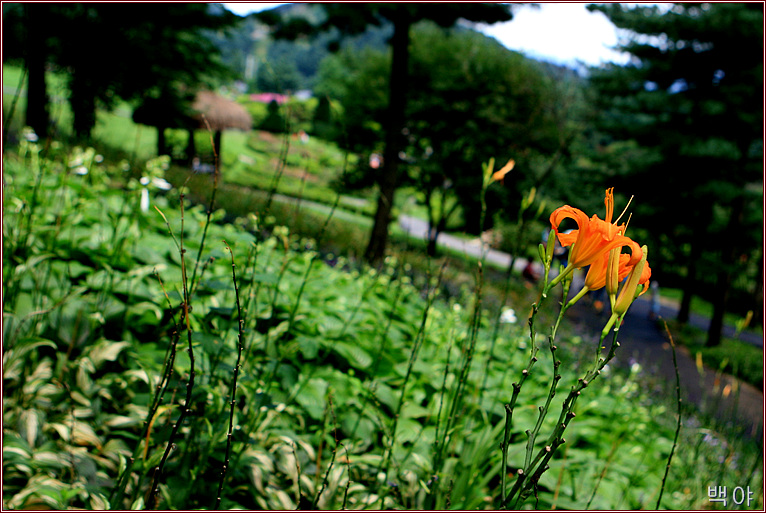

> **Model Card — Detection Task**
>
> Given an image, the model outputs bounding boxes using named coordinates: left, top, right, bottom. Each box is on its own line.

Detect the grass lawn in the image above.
left=661, top=287, right=762, bottom=336
left=663, top=319, right=763, bottom=390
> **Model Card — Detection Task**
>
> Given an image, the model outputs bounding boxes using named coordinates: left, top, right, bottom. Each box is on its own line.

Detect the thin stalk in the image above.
left=656, top=318, right=682, bottom=509
left=189, top=117, right=220, bottom=296
left=291, top=442, right=304, bottom=507
left=255, top=155, right=349, bottom=398
left=429, top=262, right=483, bottom=499
left=499, top=285, right=551, bottom=502
left=340, top=442, right=351, bottom=510
left=346, top=267, right=406, bottom=439
left=429, top=306, right=457, bottom=490
left=110, top=271, right=181, bottom=507
left=18, top=143, right=45, bottom=258
left=522, top=279, right=572, bottom=473
left=313, top=395, right=340, bottom=508
left=148, top=193, right=196, bottom=509
left=213, top=241, right=246, bottom=509
left=586, top=436, right=623, bottom=509
left=234, top=157, right=348, bottom=468
left=506, top=324, right=622, bottom=508
left=239, top=242, right=260, bottom=328
left=430, top=175, right=496, bottom=503
left=284, top=153, right=348, bottom=331
left=480, top=263, right=516, bottom=397
left=263, top=119, right=292, bottom=218
left=294, top=166, right=309, bottom=219
left=550, top=445, right=568, bottom=510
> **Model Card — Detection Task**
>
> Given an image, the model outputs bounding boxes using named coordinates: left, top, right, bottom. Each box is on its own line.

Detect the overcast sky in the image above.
left=222, top=3, right=668, bottom=68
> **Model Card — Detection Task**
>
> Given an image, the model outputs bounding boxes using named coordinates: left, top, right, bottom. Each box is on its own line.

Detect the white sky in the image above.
left=222, top=2, right=670, bottom=68
left=475, top=3, right=630, bottom=67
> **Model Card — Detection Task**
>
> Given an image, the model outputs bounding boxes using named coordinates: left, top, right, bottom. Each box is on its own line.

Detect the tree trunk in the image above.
left=186, top=129, right=196, bottom=165
left=426, top=232, right=438, bottom=257
left=752, top=249, right=763, bottom=328
left=70, top=70, right=97, bottom=140
left=678, top=225, right=706, bottom=323
left=214, top=130, right=222, bottom=159
left=24, top=4, right=50, bottom=139
left=706, top=197, right=744, bottom=347
left=706, top=268, right=730, bottom=347
left=364, top=8, right=411, bottom=264
left=677, top=286, right=693, bottom=324
left=157, top=126, right=167, bottom=156
left=425, top=188, right=438, bottom=257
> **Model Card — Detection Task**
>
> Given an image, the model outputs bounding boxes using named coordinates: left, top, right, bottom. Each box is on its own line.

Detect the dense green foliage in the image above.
left=3, top=135, right=762, bottom=510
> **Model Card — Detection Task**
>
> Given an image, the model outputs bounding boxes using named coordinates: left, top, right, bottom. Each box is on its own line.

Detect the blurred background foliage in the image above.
left=2, top=2, right=763, bottom=342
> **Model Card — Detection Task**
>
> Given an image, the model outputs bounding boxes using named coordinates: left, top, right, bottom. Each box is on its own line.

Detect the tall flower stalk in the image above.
left=500, top=188, right=652, bottom=508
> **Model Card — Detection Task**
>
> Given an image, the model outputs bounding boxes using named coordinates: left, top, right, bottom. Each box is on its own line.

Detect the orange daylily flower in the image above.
left=550, top=188, right=642, bottom=270
left=552, top=188, right=653, bottom=317
left=636, top=260, right=652, bottom=297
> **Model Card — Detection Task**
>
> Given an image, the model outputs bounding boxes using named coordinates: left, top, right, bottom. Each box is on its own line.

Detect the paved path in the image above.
left=398, top=214, right=527, bottom=272
left=398, top=214, right=763, bottom=347
left=572, top=297, right=763, bottom=438
left=399, top=214, right=764, bottom=436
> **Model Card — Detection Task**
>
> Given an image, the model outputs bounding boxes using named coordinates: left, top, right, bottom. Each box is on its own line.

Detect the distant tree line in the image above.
left=3, top=3, right=239, bottom=140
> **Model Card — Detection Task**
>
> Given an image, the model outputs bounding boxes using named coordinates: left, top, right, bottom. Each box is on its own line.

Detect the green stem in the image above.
left=655, top=320, right=682, bottom=509
left=213, top=241, right=246, bottom=510
left=148, top=194, right=195, bottom=509
left=506, top=315, right=624, bottom=508
left=522, top=279, right=571, bottom=472
left=500, top=286, right=548, bottom=503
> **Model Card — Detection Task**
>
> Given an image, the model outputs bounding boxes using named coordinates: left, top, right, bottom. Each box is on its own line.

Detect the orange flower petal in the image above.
left=491, top=159, right=515, bottom=184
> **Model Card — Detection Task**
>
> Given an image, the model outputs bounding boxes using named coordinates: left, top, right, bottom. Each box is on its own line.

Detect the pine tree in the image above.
left=588, top=3, right=763, bottom=344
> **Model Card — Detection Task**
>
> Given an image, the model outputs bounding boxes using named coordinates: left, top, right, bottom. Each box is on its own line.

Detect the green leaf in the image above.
left=296, top=335, right=319, bottom=359
left=105, top=415, right=141, bottom=429
left=253, top=273, right=279, bottom=284
left=341, top=413, right=376, bottom=440
left=207, top=306, right=234, bottom=318
left=3, top=338, right=57, bottom=380
left=330, top=340, right=372, bottom=370
left=295, top=378, right=328, bottom=420
left=48, top=421, right=103, bottom=448
left=19, top=410, right=43, bottom=447
left=87, top=339, right=131, bottom=367
left=89, top=492, right=110, bottom=510
left=198, top=279, right=232, bottom=292
left=395, top=418, right=422, bottom=443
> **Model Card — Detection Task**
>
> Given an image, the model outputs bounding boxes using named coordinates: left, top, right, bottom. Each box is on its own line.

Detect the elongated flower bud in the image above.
left=613, top=245, right=649, bottom=316
left=606, top=247, right=621, bottom=297
left=545, top=228, right=556, bottom=263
